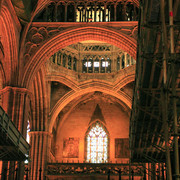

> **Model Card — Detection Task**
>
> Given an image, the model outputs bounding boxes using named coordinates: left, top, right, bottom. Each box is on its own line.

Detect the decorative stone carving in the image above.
left=24, top=23, right=138, bottom=63
left=47, top=163, right=143, bottom=176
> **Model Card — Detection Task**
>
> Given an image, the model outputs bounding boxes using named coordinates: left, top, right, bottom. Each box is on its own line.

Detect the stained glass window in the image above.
left=86, top=121, right=108, bottom=163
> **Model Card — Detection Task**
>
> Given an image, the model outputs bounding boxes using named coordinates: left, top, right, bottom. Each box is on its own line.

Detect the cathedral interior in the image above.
left=0, top=0, right=179, bottom=179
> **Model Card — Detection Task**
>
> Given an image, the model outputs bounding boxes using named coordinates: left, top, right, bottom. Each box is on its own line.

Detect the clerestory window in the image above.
left=86, top=121, right=108, bottom=163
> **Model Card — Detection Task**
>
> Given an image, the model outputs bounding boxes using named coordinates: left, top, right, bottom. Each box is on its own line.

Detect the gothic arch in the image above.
left=0, top=4, right=21, bottom=85
left=49, top=85, right=132, bottom=132
left=21, top=26, right=137, bottom=88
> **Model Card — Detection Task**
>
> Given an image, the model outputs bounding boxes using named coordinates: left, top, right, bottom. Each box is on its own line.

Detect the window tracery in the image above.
left=86, top=121, right=108, bottom=163
left=49, top=46, right=136, bottom=73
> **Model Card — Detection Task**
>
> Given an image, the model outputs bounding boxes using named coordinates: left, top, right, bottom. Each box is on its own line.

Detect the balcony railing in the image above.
left=46, top=162, right=144, bottom=178
left=0, top=106, right=30, bottom=161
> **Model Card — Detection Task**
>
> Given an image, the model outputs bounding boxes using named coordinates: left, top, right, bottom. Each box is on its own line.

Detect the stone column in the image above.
left=120, top=55, right=122, bottom=70
left=29, top=131, right=51, bottom=180
left=71, top=56, right=74, bottom=70
left=124, top=52, right=127, bottom=67
left=66, top=55, right=68, bottom=68
left=55, top=53, right=58, bottom=64
left=94, top=6, right=97, bottom=22
left=60, top=53, right=63, bottom=66
left=130, top=56, right=132, bottom=66
left=112, top=46, right=115, bottom=72
left=0, top=86, right=31, bottom=180
left=65, top=4, right=67, bottom=22
left=103, top=5, right=106, bottom=22
left=114, top=4, right=117, bottom=21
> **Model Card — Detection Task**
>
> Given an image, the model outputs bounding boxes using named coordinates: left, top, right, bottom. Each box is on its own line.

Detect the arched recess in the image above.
left=49, top=84, right=132, bottom=132
left=21, top=26, right=137, bottom=88
left=0, top=5, right=21, bottom=86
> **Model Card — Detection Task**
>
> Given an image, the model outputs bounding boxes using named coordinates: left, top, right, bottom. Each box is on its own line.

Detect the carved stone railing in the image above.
left=46, top=163, right=144, bottom=177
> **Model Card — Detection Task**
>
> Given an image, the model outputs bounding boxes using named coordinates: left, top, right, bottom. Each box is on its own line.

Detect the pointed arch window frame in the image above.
left=85, top=120, right=109, bottom=163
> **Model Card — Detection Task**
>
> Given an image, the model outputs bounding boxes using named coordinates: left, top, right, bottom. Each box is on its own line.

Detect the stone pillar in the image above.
left=71, top=56, right=74, bottom=70
left=111, top=46, right=115, bottom=72
left=65, top=4, right=67, bottom=22
left=66, top=55, right=68, bottom=68
left=55, top=53, right=58, bottom=64
left=94, top=6, right=97, bottom=22
left=78, top=43, right=82, bottom=73
left=60, top=53, right=63, bottom=66
left=120, top=55, right=122, bottom=70
left=124, top=52, right=127, bottom=67
left=103, top=5, right=106, bottom=22
left=84, top=5, right=87, bottom=22
left=130, top=56, right=132, bottom=66
left=0, top=86, right=30, bottom=136
left=114, top=4, right=117, bottom=21
left=29, top=131, right=51, bottom=180
left=0, top=86, right=31, bottom=180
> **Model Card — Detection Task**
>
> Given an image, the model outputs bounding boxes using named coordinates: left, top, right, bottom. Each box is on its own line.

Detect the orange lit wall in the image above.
left=55, top=100, right=130, bottom=163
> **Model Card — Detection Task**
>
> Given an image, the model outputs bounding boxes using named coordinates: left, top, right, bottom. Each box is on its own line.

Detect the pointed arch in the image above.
left=85, top=121, right=109, bottom=163
left=21, top=26, right=137, bottom=88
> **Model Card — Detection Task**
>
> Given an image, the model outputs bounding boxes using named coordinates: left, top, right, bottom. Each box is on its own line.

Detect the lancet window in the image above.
left=86, top=121, right=108, bottom=163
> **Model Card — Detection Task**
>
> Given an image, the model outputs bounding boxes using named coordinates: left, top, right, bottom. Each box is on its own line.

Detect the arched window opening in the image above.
left=68, top=55, right=72, bottom=69
left=67, top=4, right=75, bottom=22
left=126, top=3, right=134, bottom=21
left=57, top=4, right=65, bottom=22
left=73, top=57, right=77, bottom=71
left=116, top=3, right=123, bottom=21
left=47, top=3, right=56, bottom=22
left=86, top=121, right=108, bottom=163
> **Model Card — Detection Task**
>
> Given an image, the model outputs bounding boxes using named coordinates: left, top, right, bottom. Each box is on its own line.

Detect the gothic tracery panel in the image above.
left=86, top=121, right=108, bottom=163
